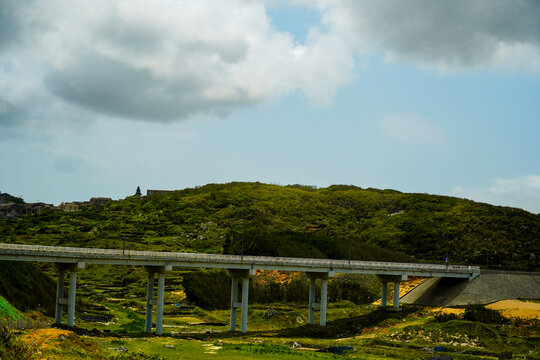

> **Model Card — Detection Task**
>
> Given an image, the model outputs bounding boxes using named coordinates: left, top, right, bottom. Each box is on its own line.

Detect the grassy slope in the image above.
left=0, top=295, right=24, bottom=321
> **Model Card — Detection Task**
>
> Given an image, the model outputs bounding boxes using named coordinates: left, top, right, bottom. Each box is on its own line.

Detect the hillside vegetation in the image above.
left=0, top=182, right=538, bottom=269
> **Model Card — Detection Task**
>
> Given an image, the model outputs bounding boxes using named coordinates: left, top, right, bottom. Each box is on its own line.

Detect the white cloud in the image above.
left=0, top=0, right=354, bottom=125
left=322, top=0, right=540, bottom=73
left=451, top=175, right=540, bottom=214
left=380, top=114, right=445, bottom=145
left=489, top=175, right=540, bottom=195
left=1, top=0, right=539, bottom=131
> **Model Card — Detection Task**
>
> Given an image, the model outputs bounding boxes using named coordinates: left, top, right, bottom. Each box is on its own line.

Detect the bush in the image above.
left=463, top=305, right=510, bottom=325
left=0, top=325, right=36, bottom=360
left=433, top=312, right=460, bottom=322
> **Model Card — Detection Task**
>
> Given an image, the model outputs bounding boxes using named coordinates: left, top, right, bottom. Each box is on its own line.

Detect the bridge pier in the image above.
left=306, top=271, right=334, bottom=326
left=381, top=281, right=388, bottom=308
left=55, top=262, right=85, bottom=327
left=144, top=265, right=171, bottom=335
left=377, top=275, right=407, bottom=311
left=227, top=269, right=256, bottom=333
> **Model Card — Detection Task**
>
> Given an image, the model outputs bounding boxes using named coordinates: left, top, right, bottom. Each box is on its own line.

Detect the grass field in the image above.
left=8, top=300, right=539, bottom=360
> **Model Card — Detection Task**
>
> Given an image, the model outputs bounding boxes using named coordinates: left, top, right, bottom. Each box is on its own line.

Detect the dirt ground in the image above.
left=486, top=299, right=540, bottom=319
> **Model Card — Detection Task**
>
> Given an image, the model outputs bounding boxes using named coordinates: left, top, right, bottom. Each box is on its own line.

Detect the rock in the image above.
left=292, top=342, right=302, bottom=349
left=113, top=346, right=129, bottom=352
left=264, top=308, right=280, bottom=319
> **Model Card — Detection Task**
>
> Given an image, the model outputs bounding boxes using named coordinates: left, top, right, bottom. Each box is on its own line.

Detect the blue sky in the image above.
left=1, top=0, right=539, bottom=213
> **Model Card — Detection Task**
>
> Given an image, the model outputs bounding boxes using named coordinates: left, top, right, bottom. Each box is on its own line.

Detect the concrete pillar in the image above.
left=306, top=271, right=334, bottom=326
left=226, top=269, right=255, bottom=333
left=145, top=271, right=155, bottom=333
left=376, top=274, right=407, bottom=311
left=393, top=282, right=400, bottom=311
left=320, top=278, right=328, bottom=326
left=240, top=277, right=249, bottom=333
left=308, top=277, right=316, bottom=324
left=229, top=278, right=238, bottom=331
left=156, top=272, right=165, bottom=335
left=55, top=268, right=65, bottom=325
left=67, top=270, right=77, bottom=327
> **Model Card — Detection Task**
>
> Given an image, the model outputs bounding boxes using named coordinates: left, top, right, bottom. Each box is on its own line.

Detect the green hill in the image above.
left=0, top=182, right=538, bottom=269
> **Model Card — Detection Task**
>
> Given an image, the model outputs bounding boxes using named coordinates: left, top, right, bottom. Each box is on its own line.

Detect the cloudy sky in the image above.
left=1, top=0, right=539, bottom=213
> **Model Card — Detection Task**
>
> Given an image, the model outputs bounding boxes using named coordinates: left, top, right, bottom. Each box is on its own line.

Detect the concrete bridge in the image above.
left=0, top=243, right=480, bottom=334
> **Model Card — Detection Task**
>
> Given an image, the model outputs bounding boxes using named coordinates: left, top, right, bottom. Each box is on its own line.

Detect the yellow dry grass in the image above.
left=256, top=270, right=298, bottom=284
left=171, top=289, right=186, bottom=297
left=486, top=299, right=540, bottom=319
left=20, top=328, right=73, bottom=350
left=430, top=307, right=465, bottom=315
left=373, top=277, right=426, bottom=305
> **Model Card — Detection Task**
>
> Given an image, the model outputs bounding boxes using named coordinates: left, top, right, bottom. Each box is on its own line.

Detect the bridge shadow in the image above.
left=149, top=306, right=423, bottom=341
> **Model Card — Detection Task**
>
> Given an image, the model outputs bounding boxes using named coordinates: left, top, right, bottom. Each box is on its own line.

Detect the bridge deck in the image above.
left=0, top=243, right=479, bottom=278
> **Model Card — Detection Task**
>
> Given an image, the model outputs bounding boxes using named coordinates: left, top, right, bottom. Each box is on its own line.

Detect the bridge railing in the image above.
left=0, top=243, right=479, bottom=273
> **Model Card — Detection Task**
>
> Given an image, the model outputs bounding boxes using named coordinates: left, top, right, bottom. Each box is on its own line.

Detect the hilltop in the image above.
left=0, top=182, right=538, bottom=270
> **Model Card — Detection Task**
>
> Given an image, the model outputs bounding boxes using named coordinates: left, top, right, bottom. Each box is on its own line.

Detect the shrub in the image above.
left=463, top=305, right=510, bottom=325
left=0, top=325, right=36, bottom=360
left=433, top=312, right=460, bottom=323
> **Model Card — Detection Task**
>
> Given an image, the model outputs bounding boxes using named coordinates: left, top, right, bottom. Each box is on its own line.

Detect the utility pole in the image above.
left=122, top=211, right=126, bottom=256
left=348, top=238, right=351, bottom=265
left=445, top=233, right=449, bottom=265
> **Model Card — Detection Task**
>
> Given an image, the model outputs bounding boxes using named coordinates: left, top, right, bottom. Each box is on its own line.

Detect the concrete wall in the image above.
left=401, top=271, right=540, bottom=306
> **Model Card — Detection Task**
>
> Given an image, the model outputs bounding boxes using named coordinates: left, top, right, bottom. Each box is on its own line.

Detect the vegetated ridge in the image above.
left=0, top=182, right=537, bottom=270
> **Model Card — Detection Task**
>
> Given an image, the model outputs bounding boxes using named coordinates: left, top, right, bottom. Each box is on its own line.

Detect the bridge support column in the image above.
left=376, top=275, right=407, bottom=311
left=55, top=262, right=85, bottom=327
left=145, top=271, right=155, bottom=334
left=393, top=282, right=400, bottom=311
left=156, top=273, right=166, bottom=335
left=227, top=269, right=256, bottom=333
left=308, top=277, right=316, bottom=324
left=55, top=268, right=65, bottom=325
left=229, top=278, right=239, bottom=331
left=67, top=270, right=78, bottom=327
left=144, top=265, right=172, bottom=335
left=320, top=278, right=328, bottom=326
left=306, top=271, right=334, bottom=326
left=381, top=282, right=388, bottom=308
left=240, top=277, right=249, bottom=333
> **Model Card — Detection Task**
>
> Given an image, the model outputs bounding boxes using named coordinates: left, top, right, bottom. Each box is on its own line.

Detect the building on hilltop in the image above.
left=146, top=189, right=173, bottom=196
left=89, top=197, right=112, bottom=205
left=0, top=202, right=56, bottom=218
left=59, top=202, right=83, bottom=212
left=59, top=197, right=112, bottom=212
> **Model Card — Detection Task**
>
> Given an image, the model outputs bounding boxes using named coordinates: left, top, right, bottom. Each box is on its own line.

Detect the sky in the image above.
left=1, top=0, right=539, bottom=214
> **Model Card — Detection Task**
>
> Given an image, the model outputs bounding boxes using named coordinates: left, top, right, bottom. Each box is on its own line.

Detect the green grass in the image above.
left=6, top=300, right=539, bottom=359
left=0, top=295, right=24, bottom=321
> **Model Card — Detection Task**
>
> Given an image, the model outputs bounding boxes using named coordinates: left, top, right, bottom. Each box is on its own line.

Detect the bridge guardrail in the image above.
left=0, top=243, right=479, bottom=274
